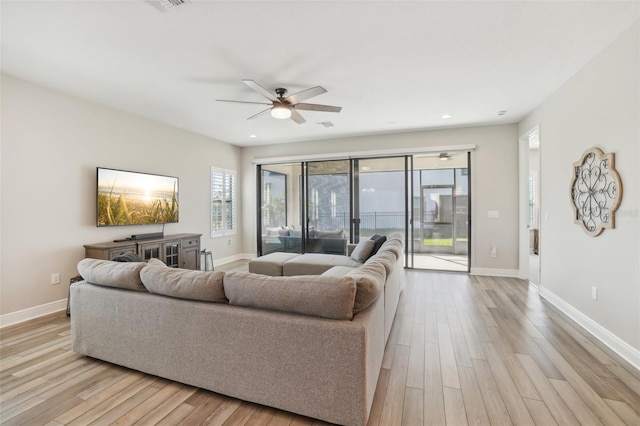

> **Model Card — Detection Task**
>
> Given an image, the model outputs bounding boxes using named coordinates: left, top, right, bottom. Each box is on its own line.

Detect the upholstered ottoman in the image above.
left=248, top=252, right=300, bottom=276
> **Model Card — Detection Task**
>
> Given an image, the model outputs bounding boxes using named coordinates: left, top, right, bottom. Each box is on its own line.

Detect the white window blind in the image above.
left=211, top=167, right=236, bottom=237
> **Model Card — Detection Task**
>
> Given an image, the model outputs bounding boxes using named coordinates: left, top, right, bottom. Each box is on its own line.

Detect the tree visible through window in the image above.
left=211, top=167, right=236, bottom=237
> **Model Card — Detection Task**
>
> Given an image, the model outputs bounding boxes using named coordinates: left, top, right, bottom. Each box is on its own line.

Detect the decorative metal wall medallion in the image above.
left=570, top=147, right=622, bottom=236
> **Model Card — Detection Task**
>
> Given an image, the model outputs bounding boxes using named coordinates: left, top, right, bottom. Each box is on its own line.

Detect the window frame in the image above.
left=211, top=167, right=237, bottom=237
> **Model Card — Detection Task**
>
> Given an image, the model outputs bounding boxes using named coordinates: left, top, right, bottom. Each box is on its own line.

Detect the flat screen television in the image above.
left=97, top=167, right=179, bottom=227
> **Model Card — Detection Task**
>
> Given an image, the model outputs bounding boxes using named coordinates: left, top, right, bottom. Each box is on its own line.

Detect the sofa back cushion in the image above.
left=365, top=250, right=396, bottom=274
left=346, top=261, right=386, bottom=314
left=140, top=260, right=227, bottom=303
left=77, top=258, right=147, bottom=291
left=224, top=272, right=356, bottom=320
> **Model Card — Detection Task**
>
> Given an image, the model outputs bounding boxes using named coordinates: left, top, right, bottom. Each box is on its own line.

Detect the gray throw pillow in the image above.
left=112, top=251, right=144, bottom=262
left=350, top=239, right=376, bottom=263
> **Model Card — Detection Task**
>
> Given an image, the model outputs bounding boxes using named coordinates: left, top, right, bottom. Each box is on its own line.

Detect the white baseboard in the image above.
left=539, top=286, right=640, bottom=371
left=0, top=299, right=68, bottom=329
left=470, top=267, right=519, bottom=278
left=213, top=252, right=255, bottom=267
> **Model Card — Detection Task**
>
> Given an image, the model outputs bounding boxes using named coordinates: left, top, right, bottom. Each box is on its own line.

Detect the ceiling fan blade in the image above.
left=247, top=108, right=272, bottom=120
left=217, top=99, right=272, bottom=106
left=290, top=108, right=306, bottom=124
left=243, top=79, right=279, bottom=102
left=285, top=86, right=327, bottom=104
left=294, top=103, right=342, bottom=113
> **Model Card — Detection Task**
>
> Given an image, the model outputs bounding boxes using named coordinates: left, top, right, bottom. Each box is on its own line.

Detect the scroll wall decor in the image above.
left=570, top=147, right=622, bottom=236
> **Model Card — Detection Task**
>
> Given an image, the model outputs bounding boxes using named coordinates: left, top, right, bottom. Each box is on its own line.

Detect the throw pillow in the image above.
left=77, top=258, right=147, bottom=291
left=112, top=251, right=144, bottom=262
left=369, top=234, right=387, bottom=257
left=141, top=264, right=227, bottom=303
left=350, top=239, right=375, bottom=263
left=223, top=272, right=356, bottom=320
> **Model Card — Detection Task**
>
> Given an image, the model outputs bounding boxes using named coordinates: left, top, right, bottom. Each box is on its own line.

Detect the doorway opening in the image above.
left=519, top=126, right=541, bottom=286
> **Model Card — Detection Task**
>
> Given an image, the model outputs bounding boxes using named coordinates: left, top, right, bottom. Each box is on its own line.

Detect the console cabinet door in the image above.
left=138, top=242, right=162, bottom=261
left=181, top=237, right=200, bottom=270
left=163, top=240, right=181, bottom=267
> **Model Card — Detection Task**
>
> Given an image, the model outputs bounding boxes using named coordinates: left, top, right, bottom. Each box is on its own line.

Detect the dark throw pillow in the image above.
left=112, top=251, right=144, bottom=262
left=369, top=234, right=387, bottom=257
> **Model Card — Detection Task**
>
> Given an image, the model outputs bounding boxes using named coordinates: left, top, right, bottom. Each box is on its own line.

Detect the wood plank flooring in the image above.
left=2, top=266, right=639, bottom=425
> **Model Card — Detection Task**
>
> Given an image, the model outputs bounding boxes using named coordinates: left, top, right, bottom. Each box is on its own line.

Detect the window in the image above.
left=211, top=167, right=236, bottom=237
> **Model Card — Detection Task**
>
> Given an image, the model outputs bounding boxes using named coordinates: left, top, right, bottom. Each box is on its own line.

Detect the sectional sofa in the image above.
left=70, top=233, right=404, bottom=426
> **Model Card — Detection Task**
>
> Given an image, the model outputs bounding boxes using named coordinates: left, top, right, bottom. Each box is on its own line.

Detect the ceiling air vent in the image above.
left=317, top=121, right=334, bottom=128
left=147, top=0, right=190, bottom=12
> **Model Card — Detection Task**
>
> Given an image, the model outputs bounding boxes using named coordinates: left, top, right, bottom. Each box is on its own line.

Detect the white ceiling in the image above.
left=2, top=1, right=638, bottom=147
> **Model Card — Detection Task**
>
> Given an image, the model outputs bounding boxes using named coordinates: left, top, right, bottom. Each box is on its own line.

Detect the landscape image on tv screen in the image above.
left=97, top=168, right=179, bottom=227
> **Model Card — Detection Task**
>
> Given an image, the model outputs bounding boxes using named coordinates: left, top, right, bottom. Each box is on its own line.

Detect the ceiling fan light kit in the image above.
left=218, top=80, right=342, bottom=125
left=271, top=104, right=291, bottom=119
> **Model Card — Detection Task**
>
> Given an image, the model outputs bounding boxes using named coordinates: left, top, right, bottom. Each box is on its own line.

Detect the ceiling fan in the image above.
left=217, top=80, right=342, bottom=124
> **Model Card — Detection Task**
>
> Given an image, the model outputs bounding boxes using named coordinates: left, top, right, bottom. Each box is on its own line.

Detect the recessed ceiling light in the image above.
left=441, top=114, right=452, bottom=119
left=249, top=134, right=257, bottom=138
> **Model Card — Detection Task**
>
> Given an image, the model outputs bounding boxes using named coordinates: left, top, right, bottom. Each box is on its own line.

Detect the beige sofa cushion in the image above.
left=322, top=261, right=388, bottom=314
left=283, top=253, right=362, bottom=276
left=321, top=266, right=358, bottom=277
left=366, top=250, right=396, bottom=274
left=77, top=258, right=147, bottom=291
left=378, top=239, right=403, bottom=260
left=346, top=261, right=387, bottom=314
left=141, top=260, right=227, bottom=303
left=224, top=272, right=356, bottom=320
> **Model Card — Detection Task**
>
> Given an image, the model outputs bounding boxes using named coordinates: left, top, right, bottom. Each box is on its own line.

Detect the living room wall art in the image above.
left=570, top=147, right=622, bottom=236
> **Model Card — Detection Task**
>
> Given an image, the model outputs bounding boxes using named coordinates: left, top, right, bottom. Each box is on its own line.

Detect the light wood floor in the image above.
left=2, top=266, right=639, bottom=425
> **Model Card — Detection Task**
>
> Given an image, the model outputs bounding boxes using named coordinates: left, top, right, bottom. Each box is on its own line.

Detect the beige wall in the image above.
left=519, top=22, right=639, bottom=352
left=1, top=74, right=242, bottom=317
left=241, top=124, right=520, bottom=273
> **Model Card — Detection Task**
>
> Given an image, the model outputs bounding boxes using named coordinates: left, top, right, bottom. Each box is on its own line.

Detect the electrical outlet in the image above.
left=227, top=239, right=232, bottom=247
left=51, top=273, right=60, bottom=285
left=490, top=245, right=497, bottom=258
left=592, top=286, right=598, bottom=300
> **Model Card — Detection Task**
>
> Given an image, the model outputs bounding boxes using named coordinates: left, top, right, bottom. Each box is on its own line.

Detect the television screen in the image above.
left=97, top=167, right=179, bottom=227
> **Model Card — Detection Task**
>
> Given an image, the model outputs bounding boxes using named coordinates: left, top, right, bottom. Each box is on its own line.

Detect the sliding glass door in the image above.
left=257, top=152, right=471, bottom=272
left=353, top=157, right=409, bottom=255
left=411, top=152, right=470, bottom=271
left=305, top=160, right=350, bottom=254
left=258, top=163, right=302, bottom=255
